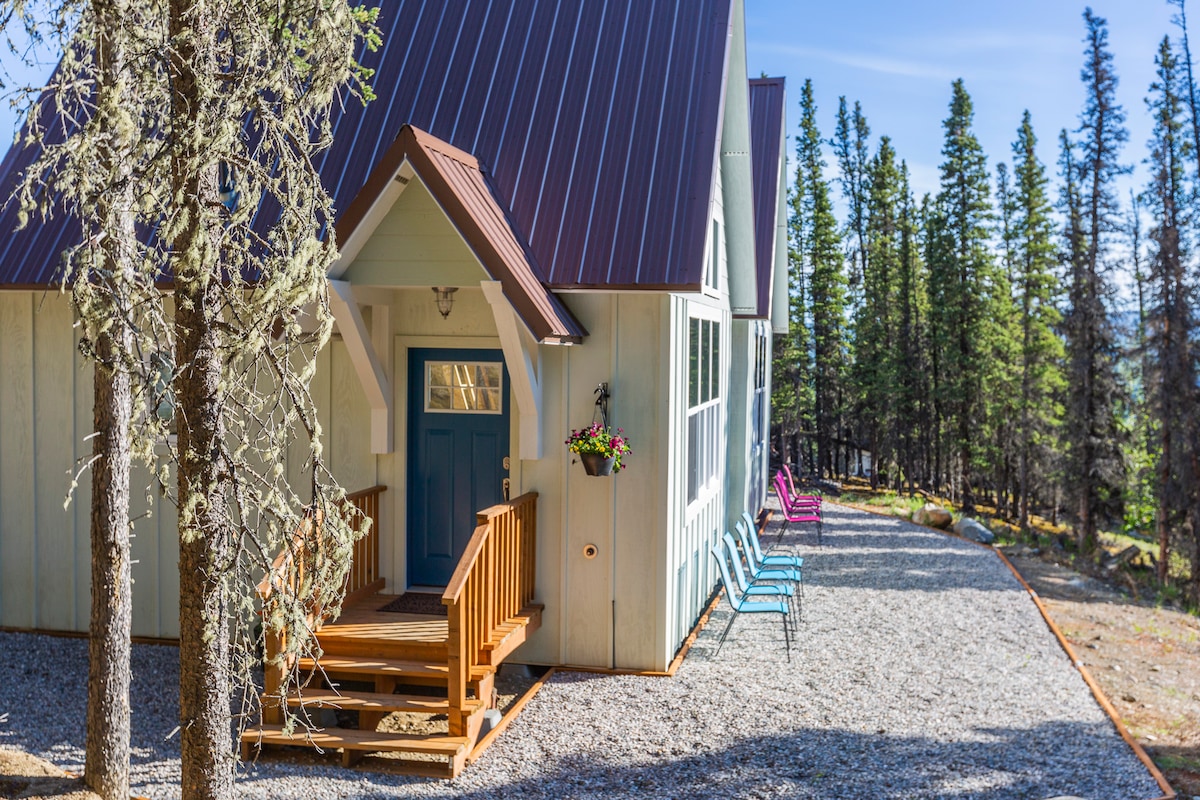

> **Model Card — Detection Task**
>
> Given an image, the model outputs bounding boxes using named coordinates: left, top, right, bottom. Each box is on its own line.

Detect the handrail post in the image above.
left=445, top=595, right=468, bottom=736
left=262, top=628, right=285, bottom=725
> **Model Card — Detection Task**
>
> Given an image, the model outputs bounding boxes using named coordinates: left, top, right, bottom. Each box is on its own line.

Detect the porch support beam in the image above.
left=481, top=280, right=542, bottom=460
left=329, top=279, right=393, bottom=454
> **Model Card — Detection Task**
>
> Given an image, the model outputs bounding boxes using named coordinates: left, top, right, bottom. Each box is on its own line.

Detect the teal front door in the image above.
left=407, top=348, right=511, bottom=587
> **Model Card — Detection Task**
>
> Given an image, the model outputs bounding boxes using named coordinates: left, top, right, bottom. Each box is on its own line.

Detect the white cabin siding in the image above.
left=0, top=291, right=380, bottom=639
left=0, top=292, right=181, bottom=636
left=516, top=293, right=668, bottom=671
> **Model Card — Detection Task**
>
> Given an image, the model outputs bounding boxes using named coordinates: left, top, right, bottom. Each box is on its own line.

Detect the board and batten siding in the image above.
left=0, top=291, right=179, bottom=636
left=515, top=292, right=668, bottom=671
left=0, top=291, right=377, bottom=639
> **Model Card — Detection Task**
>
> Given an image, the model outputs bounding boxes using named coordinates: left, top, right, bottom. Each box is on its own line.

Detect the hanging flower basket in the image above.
left=579, top=452, right=616, bottom=476
left=566, top=422, right=631, bottom=476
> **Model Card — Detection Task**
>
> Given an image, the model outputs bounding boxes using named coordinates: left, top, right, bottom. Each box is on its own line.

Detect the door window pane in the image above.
left=425, top=361, right=503, bottom=414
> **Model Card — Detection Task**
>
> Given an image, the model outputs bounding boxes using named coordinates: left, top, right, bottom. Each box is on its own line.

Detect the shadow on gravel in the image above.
left=771, top=513, right=1026, bottom=595
left=230, top=719, right=1158, bottom=800
left=806, top=548, right=1024, bottom=594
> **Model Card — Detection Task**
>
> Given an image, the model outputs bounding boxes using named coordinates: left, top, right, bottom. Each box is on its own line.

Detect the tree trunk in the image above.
left=170, top=3, right=235, bottom=797
left=85, top=343, right=133, bottom=800
left=176, top=285, right=234, bottom=800
left=85, top=6, right=136, bottom=796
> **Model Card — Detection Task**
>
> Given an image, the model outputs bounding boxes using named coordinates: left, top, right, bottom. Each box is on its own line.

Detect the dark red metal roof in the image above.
left=748, top=77, right=786, bottom=319
left=0, top=0, right=735, bottom=291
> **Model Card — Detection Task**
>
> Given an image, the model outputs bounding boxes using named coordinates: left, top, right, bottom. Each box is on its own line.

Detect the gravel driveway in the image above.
left=0, top=503, right=1164, bottom=799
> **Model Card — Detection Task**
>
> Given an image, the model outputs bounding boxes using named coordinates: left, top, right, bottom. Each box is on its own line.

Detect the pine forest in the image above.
left=773, top=6, right=1200, bottom=607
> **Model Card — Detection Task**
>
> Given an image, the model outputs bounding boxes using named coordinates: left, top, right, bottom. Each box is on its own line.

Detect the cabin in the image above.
left=0, top=0, right=788, bottom=776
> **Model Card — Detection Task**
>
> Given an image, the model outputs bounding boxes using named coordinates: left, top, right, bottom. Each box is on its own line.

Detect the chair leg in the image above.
left=714, top=610, right=738, bottom=659
left=794, top=578, right=802, bottom=624
left=781, top=613, right=791, bottom=662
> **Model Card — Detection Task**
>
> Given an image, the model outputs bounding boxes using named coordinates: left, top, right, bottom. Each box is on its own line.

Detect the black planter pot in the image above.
left=579, top=452, right=616, bottom=476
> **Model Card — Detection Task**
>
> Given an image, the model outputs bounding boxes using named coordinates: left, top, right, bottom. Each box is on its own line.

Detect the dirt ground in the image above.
left=0, top=665, right=541, bottom=798
left=0, top=749, right=98, bottom=800
left=1004, top=549, right=1200, bottom=798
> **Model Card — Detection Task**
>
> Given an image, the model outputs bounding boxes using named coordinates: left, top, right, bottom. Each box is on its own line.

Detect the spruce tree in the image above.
left=924, top=195, right=952, bottom=493
left=774, top=170, right=814, bottom=470
left=930, top=79, right=995, bottom=515
left=7, top=4, right=379, bottom=796
left=1167, top=0, right=1200, bottom=604
left=990, top=160, right=1023, bottom=516
left=857, top=136, right=903, bottom=487
left=1066, top=8, right=1129, bottom=557
left=1010, top=111, right=1065, bottom=531
left=795, top=80, right=847, bottom=479
left=833, top=98, right=872, bottom=307
left=1143, top=35, right=1198, bottom=590
left=895, top=166, right=931, bottom=492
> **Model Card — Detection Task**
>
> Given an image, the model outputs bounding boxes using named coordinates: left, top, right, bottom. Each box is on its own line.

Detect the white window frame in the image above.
left=686, top=314, right=723, bottom=508
left=703, top=218, right=721, bottom=295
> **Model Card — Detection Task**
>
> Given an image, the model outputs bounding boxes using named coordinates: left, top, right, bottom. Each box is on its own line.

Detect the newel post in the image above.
left=445, top=598, right=467, bottom=736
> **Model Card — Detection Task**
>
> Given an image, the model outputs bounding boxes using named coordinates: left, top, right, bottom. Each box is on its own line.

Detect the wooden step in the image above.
left=283, top=690, right=482, bottom=716
left=296, top=656, right=449, bottom=682
left=295, top=656, right=493, bottom=685
left=241, top=725, right=470, bottom=773
left=481, top=604, right=543, bottom=666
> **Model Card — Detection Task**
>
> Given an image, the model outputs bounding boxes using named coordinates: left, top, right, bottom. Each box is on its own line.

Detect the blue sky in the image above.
left=745, top=0, right=1180, bottom=207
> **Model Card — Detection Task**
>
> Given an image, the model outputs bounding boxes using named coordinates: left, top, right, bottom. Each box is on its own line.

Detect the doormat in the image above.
left=377, top=593, right=447, bottom=616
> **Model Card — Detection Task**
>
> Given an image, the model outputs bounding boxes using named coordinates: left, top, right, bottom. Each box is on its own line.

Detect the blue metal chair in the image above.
left=719, top=536, right=796, bottom=626
left=722, top=531, right=802, bottom=621
left=709, top=544, right=791, bottom=661
left=738, top=512, right=803, bottom=569
left=720, top=534, right=796, bottom=623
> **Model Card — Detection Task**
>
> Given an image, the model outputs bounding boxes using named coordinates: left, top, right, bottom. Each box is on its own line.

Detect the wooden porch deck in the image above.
left=242, top=489, right=541, bottom=778
left=322, top=595, right=448, bottom=645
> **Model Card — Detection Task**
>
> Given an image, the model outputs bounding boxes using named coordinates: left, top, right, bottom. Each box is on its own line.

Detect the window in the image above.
left=750, top=326, right=769, bottom=510
left=704, top=219, right=721, bottom=292
left=425, top=362, right=503, bottom=413
left=751, top=327, right=768, bottom=450
left=687, top=317, right=721, bottom=504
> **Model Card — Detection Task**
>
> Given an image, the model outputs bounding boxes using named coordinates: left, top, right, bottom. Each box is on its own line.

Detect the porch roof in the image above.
left=335, top=125, right=586, bottom=344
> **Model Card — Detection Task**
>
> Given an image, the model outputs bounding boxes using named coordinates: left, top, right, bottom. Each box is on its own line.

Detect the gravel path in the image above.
left=0, top=503, right=1164, bottom=799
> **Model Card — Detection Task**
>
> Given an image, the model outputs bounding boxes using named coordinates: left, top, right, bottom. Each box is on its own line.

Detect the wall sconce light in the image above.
left=432, top=286, right=458, bottom=319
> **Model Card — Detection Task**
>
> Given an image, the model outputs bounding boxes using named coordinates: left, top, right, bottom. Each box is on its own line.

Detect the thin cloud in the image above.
left=902, top=31, right=1077, bottom=56
left=755, top=42, right=959, bottom=82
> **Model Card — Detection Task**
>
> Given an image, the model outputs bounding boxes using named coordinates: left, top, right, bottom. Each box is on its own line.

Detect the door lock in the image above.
left=503, top=456, right=511, bottom=470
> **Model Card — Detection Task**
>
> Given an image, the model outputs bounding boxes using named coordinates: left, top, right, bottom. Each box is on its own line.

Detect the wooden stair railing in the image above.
left=256, top=484, right=387, bottom=724
left=343, top=485, right=388, bottom=603
left=441, top=492, right=538, bottom=737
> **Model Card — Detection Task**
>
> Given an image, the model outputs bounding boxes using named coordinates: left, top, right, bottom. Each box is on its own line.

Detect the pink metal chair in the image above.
left=772, top=473, right=823, bottom=546
left=773, top=469, right=821, bottom=514
left=781, top=464, right=822, bottom=506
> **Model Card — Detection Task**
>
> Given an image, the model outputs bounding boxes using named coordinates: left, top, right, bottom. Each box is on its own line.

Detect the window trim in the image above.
left=686, top=315, right=723, bottom=507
